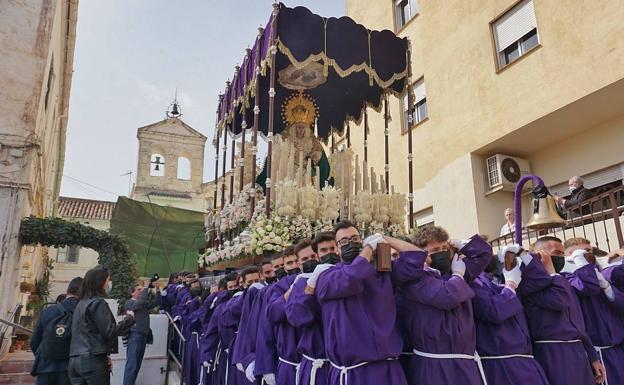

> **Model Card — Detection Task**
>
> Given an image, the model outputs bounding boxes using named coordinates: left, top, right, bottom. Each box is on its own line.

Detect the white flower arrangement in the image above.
left=288, top=215, right=313, bottom=242
left=248, top=212, right=291, bottom=256
left=387, top=223, right=406, bottom=237
left=363, top=221, right=385, bottom=237
left=313, top=219, right=334, bottom=234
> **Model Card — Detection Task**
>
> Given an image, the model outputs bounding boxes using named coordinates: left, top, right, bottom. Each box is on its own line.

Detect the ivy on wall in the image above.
left=19, top=216, right=137, bottom=310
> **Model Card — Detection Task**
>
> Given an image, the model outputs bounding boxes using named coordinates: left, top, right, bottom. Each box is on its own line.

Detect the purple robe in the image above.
left=563, top=264, right=624, bottom=385
left=172, top=285, right=191, bottom=319
left=286, top=276, right=328, bottom=385
left=518, top=255, right=598, bottom=385
left=315, top=255, right=408, bottom=385
left=220, top=292, right=246, bottom=385
left=267, top=275, right=301, bottom=385
left=603, top=262, right=624, bottom=291
left=254, top=281, right=289, bottom=377
left=231, top=283, right=266, bottom=377
left=199, top=292, right=232, bottom=385
left=471, top=273, right=549, bottom=385
left=162, top=282, right=177, bottom=314
left=182, top=297, right=202, bottom=385
left=399, top=236, right=491, bottom=385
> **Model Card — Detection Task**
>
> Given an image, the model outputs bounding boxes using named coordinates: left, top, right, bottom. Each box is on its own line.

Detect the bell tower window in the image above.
left=150, top=154, right=165, bottom=176
left=177, top=157, right=191, bottom=180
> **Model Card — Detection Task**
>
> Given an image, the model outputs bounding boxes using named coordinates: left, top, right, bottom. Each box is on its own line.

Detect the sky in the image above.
left=60, top=0, right=345, bottom=201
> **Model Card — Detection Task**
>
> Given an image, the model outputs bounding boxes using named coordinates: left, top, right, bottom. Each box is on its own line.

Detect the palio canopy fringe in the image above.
left=216, top=2, right=408, bottom=141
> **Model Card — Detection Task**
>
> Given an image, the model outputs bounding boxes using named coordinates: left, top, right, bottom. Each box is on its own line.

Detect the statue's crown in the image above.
left=282, top=91, right=317, bottom=127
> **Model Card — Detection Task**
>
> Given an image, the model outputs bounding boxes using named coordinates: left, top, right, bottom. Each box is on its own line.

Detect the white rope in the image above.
left=302, top=354, right=328, bottom=385
left=412, top=349, right=488, bottom=385
left=278, top=356, right=301, bottom=385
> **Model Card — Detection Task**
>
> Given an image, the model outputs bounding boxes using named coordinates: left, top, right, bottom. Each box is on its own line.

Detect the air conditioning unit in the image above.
left=485, top=154, right=531, bottom=192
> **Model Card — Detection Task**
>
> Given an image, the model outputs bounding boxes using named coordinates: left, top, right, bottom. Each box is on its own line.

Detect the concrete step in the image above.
left=0, top=350, right=34, bottom=374
left=0, top=372, right=35, bottom=385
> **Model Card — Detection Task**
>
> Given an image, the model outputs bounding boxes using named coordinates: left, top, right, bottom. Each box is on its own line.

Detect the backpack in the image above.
left=40, top=303, right=73, bottom=360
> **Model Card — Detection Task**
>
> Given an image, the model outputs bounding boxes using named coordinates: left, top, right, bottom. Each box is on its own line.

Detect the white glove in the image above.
left=160, top=289, right=168, bottom=296
left=451, top=254, right=466, bottom=277
left=595, top=268, right=610, bottom=289
left=497, top=244, right=522, bottom=263
left=503, top=258, right=522, bottom=289
left=236, top=363, right=245, bottom=372
left=307, top=263, right=333, bottom=289
left=451, top=239, right=471, bottom=252
left=202, top=361, right=210, bottom=368
left=571, top=249, right=590, bottom=269
left=245, top=361, right=256, bottom=382
left=363, top=233, right=386, bottom=252
left=263, top=373, right=276, bottom=385
left=559, top=258, right=577, bottom=274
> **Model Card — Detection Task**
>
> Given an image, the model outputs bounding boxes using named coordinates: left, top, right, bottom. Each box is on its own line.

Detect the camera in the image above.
left=148, top=273, right=159, bottom=289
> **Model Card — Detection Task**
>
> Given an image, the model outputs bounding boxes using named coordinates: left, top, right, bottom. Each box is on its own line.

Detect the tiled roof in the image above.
left=147, top=190, right=192, bottom=199
left=58, top=197, right=116, bottom=220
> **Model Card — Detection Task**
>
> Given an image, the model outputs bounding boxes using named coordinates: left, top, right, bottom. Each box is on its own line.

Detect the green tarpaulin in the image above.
left=110, top=197, right=205, bottom=277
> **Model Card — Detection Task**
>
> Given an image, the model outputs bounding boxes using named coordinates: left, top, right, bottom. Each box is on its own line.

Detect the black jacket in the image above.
left=69, top=297, right=134, bottom=356
left=30, top=297, right=78, bottom=375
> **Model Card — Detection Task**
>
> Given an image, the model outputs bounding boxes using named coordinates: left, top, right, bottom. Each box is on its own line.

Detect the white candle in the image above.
left=371, top=167, right=377, bottom=194
left=316, top=165, right=320, bottom=190
left=307, top=158, right=312, bottom=186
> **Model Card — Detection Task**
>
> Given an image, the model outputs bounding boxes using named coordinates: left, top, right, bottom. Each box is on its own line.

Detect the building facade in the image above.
left=131, top=115, right=208, bottom=212
left=48, top=197, right=115, bottom=300
left=344, top=0, right=624, bottom=239
left=0, top=0, right=78, bottom=353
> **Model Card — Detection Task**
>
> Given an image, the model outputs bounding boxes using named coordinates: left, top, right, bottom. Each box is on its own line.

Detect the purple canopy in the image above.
left=217, top=2, right=409, bottom=141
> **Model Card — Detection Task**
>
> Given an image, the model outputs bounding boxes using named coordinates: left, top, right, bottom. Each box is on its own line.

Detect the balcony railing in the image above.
left=491, top=185, right=624, bottom=253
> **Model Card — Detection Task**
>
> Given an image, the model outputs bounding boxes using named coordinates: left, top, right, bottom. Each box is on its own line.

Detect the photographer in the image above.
left=123, top=278, right=161, bottom=385
left=69, top=266, right=135, bottom=385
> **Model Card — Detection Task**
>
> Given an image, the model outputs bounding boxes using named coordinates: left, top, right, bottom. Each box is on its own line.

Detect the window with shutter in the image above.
left=492, top=0, right=539, bottom=69
left=395, top=0, right=419, bottom=31
left=402, top=78, right=428, bottom=133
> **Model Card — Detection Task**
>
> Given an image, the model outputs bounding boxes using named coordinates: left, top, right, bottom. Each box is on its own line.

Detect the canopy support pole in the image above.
left=346, top=123, right=351, bottom=148
left=240, top=49, right=251, bottom=194
left=251, top=27, right=263, bottom=213
left=364, top=110, right=368, bottom=162
left=384, top=96, right=390, bottom=193
left=229, top=67, right=240, bottom=205
left=221, top=82, right=230, bottom=210
left=265, top=3, right=280, bottom=217
left=213, top=98, right=222, bottom=210
left=406, top=44, right=415, bottom=229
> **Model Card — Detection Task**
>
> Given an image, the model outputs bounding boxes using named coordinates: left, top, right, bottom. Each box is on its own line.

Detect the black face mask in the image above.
left=275, top=267, right=287, bottom=279
left=552, top=255, right=565, bottom=273
left=320, top=253, right=340, bottom=265
left=287, top=267, right=301, bottom=276
left=302, top=259, right=320, bottom=274
left=190, top=287, right=202, bottom=298
left=227, top=287, right=241, bottom=297
left=265, top=276, right=277, bottom=284
left=341, top=241, right=363, bottom=264
left=429, top=250, right=451, bottom=274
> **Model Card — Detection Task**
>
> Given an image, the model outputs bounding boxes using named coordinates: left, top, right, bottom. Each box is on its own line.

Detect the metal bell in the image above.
left=526, top=195, right=566, bottom=230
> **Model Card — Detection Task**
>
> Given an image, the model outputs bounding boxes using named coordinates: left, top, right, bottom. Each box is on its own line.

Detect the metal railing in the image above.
left=0, top=305, right=23, bottom=353
left=491, top=185, right=624, bottom=252
left=165, top=312, right=186, bottom=385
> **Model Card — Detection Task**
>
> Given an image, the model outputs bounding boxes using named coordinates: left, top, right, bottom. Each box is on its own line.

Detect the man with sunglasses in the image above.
left=560, top=237, right=624, bottom=385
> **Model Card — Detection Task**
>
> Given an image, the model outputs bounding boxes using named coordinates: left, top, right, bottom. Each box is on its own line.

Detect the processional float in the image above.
left=201, top=2, right=421, bottom=268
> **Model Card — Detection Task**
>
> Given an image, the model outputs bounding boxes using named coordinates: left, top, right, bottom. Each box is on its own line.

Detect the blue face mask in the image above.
left=105, top=281, right=113, bottom=294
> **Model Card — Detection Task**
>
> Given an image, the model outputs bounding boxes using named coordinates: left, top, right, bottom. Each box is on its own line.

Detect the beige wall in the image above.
left=49, top=217, right=108, bottom=300
left=0, top=0, right=77, bottom=343
left=344, top=0, right=624, bottom=239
